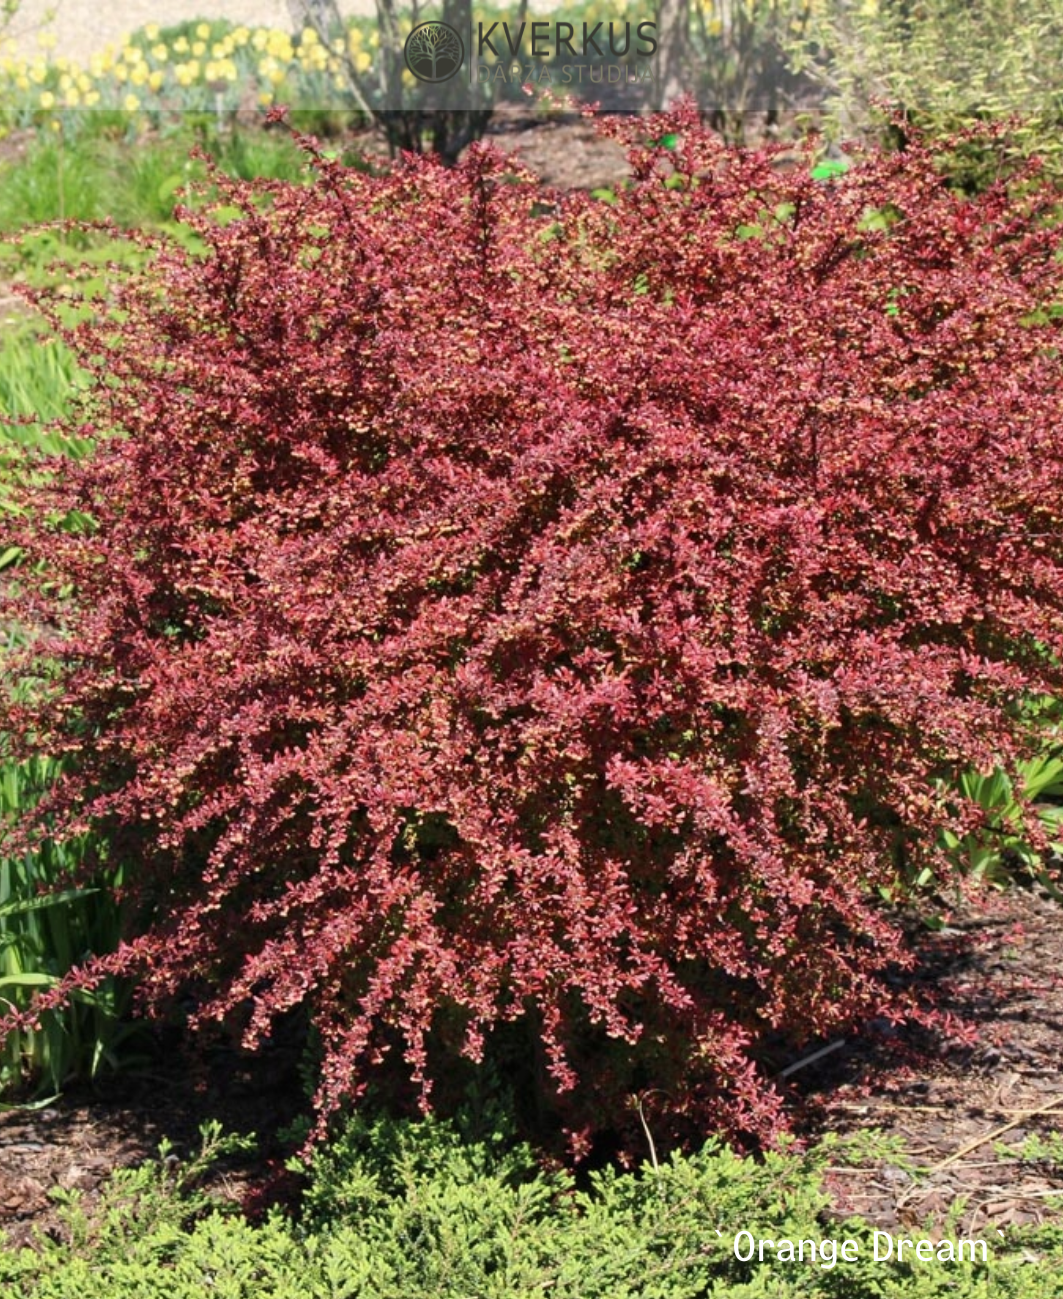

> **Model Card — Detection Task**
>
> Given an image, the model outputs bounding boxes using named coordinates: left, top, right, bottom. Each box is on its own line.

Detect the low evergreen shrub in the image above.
left=1, top=1116, right=1061, bottom=1298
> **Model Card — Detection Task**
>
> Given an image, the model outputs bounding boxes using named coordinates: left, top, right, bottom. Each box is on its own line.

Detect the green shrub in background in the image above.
left=791, top=0, right=1063, bottom=183
left=1, top=1113, right=1062, bottom=1297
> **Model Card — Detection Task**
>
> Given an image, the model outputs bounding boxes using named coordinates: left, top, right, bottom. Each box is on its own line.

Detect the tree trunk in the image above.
left=654, top=0, right=690, bottom=110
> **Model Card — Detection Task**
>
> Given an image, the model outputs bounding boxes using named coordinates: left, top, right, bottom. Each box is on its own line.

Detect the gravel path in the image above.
left=4, top=0, right=370, bottom=61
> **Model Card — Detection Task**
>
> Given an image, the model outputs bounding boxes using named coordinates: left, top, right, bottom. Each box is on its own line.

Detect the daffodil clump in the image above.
left=0, top=18, right=378, bottom=135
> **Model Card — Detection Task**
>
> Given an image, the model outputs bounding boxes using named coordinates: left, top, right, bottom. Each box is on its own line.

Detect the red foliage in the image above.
left=5, top=111, right=1063, bottom=1155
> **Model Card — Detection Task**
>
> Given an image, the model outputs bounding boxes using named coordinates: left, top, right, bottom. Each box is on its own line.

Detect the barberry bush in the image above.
left=4, top=110, right=1063, bottom=1156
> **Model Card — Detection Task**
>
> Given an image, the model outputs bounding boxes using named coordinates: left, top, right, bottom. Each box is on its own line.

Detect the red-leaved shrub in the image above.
left=5, top=110, right=1063, bottom=1155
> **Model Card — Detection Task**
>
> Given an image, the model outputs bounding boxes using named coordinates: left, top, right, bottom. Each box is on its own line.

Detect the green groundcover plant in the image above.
left=2, top=1114, right=1063, bottom=1298
left=3, top=109, right=1063, bottom=1159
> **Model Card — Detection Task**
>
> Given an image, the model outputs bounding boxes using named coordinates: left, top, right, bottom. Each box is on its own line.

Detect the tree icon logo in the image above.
left=404, top=21, right=465, bottom=83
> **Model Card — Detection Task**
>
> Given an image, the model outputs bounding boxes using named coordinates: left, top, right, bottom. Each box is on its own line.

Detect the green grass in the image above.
left=0, top=322, right=87, bottom=531
left=0, top=123, right=316, bottom=235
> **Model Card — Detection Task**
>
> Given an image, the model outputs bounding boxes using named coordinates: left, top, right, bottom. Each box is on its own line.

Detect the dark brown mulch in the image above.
left=791, top=884, right=1063, bottom=1235
left=478, top=102, right=630, bottom=192
left=0, top=1029, right=308, bottom=1250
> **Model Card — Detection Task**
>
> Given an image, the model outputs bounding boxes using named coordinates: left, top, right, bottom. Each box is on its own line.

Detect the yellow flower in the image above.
left=348, top=28, right=362, bottom=50
left=149, top=69, right=164, bottom=91
left=151, top=43, right=168, bottom=61
left=173, top=36, right=190, bottom=53
left=251, top=29, right=268, bottom=51
left=122, top=44, right=143, bottom=63
left=300, top=26, right=318, bottom=45
left=36, top=31, right=57, bottom=50
left=77, top=73, right=91, bottom=92
left=130, top=63, right=148, bottom=85
left=54, top=55, right=69, bottom=71
left=269, top=66, right=285, bottom=85
left=195, top=22, right=211, bottom=39
left=331, top=37, right=345, bottom=54
left=205, top=59, right=236, bottom=82
left=113, top=62, right=129, bottom=82
left=192, top=40, right=206, bottom=57
left=15, top=75, right=29, bottom=91
left=59, top=71, right=73, bottom=89
left=49, top=118, right=61, bottom=132
left=85, top=89, right=101, bottom=106
left=28, top=61, right=46, bottom=83
left=144, top=23, right=160, bottom=41
left=123, top=92, right=140, bottom=111
left=354, top=49, right=371, bottom=73
left=266, top=30, right=292, bottom=59
left=63, top=87, right=80, bottom=107
left=258, top=89, right=273, bottom=105
left=232, top=26, right=250, bottom=46
left=333, top=73, right=346, bottom=90
left=39, top=89, right=55, bottom=109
